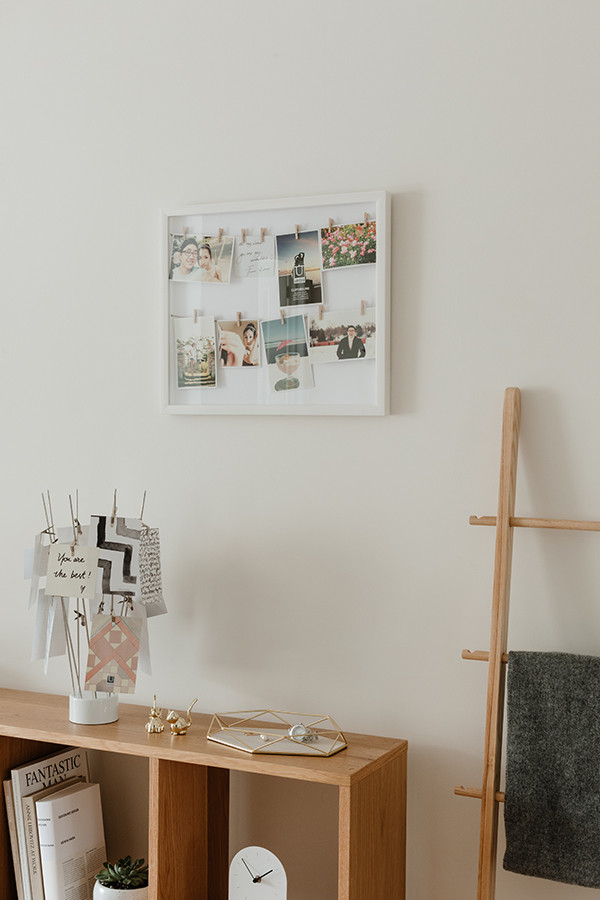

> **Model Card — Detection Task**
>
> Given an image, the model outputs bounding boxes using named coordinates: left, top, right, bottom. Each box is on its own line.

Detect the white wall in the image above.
left=2, top=2, right=600, bottom=898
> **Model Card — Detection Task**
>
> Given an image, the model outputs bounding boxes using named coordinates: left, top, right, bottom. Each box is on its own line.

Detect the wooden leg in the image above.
left=338, top=750, right=406, bottom=900
left=0, top=736, right=59, bottom=900
left=477, top=387, right=521, bottom=900
left=148, top=760, right=229, bottom=900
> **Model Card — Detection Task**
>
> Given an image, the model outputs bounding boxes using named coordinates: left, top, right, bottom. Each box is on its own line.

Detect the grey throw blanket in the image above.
left=503, top=651, right=600, bottom=888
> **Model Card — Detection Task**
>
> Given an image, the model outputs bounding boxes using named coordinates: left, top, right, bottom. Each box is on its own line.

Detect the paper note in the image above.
left=31, top=593, right=67, bottom=665
left=233, top=235, right=275, bottom=277
left=139, top=528, right=168, bottom=617
left=45, top=544, right=98, bottom=599
left=89, top=516, right=142, bottom=598
left=85, top=614, right=141, bottom=694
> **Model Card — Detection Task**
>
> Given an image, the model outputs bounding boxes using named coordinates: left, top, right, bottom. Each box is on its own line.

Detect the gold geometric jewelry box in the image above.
left=207, top=710, right=347, bottom=756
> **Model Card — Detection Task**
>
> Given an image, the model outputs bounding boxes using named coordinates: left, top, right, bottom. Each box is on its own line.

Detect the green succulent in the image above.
left=95, top=856, right=149, bottom=890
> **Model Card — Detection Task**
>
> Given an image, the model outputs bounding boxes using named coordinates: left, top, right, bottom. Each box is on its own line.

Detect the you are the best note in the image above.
left=45, top=544, right=99, bottom=599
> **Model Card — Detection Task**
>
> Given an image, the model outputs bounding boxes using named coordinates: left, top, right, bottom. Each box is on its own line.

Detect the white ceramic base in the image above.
left=69, top=693, right=119, bottom=725
left=93, top=884, right=148, bottom=900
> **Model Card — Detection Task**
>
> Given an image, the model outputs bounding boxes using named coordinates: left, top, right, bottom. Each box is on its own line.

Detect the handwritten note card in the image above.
left=45, top=544, right=99, bottom=599
left=233, top=236, right=275, bottom=277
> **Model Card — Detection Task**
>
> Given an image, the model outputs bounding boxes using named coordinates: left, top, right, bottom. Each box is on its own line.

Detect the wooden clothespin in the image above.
left=280, top=308, right=285, bottom=325
left=328, top=218, right=334, bottom=229
left=182, top=226, right=189, bottom=241
left=364, top=213, right=369, bottom=226
left=75, top=488, right=82, bottom=535
left=294, top=225, right=300, bottom=240
left=193, top=309, right=198, bottom=324
left=319, top=304, right=323, bottom=320
left=236, top=311, right=242, bottom=326
left=241, top=228, right=247, bottom=244
left=361, top=300, right=366, bottom=316
left=217, top=228, right=223, bottom=243
left=260, top=227, right=266, bottom=243
left=43, top=490, right=57, bottom=543
left=110, top=490, right=117, bottom=526
left=68, top=494, right=78, bottom=556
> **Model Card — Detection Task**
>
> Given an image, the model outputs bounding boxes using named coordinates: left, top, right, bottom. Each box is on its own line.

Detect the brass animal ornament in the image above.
left=145, top=694, right=164, bottom=734
left=166, top=698, right=198, bottom=735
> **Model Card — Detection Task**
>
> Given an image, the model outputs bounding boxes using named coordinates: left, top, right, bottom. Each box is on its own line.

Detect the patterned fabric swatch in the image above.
left=84, top=614, right=141, bottom=694
left=139, top=528, right=168, bottom=617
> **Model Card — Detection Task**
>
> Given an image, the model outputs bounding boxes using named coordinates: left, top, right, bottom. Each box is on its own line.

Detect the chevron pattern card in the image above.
left=84, top=614, right=142, bottom=694
left=89, top=516, right=142, bottom=599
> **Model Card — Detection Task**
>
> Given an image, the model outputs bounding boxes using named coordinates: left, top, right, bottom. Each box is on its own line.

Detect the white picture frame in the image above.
left=161, top=191, right=390, bottom=415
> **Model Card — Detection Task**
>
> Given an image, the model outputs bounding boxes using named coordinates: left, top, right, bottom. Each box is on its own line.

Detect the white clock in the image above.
left=229, top=846, right=287, bottom=899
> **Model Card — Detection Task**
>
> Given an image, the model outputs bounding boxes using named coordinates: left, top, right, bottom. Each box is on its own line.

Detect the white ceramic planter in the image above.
left=93, top=883, right=148, bottom=900
left=69, top=693, right=119, bottom=725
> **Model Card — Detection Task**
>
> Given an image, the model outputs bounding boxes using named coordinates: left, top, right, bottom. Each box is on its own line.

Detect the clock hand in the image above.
left=253, top=869, right=274, bottom=883
left=241, top=858, right=255, bottom=880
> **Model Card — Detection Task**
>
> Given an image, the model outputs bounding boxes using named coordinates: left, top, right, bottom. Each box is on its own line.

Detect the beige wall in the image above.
left=2, top=2, right=600, bottom=898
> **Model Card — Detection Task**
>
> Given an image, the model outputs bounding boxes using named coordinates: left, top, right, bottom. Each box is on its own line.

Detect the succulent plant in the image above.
left=95, top=856, right=149, bottom=890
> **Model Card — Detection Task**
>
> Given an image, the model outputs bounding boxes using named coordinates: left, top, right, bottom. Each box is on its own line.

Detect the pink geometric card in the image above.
left=84, top=614, right=142, bottom=695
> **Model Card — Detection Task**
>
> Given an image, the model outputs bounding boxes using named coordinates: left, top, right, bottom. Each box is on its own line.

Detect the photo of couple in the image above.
left=169, top=234, right=234, bottom=283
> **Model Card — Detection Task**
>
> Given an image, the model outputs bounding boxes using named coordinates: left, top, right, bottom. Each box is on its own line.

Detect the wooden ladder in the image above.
left=455, top=387, right=600, bottom=900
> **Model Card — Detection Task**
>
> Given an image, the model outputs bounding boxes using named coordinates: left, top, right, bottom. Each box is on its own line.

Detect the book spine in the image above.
left=3, top=780, right=25, bottom=900
left=21, top=796, right=44, bottom=900
left=11, top=782, right=32, bottom=900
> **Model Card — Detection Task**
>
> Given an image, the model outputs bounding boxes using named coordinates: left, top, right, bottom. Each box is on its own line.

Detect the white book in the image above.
left=22, top=776, right=85, bottom=900
left=11, top=747, right=89, bottom=900
left=36, top=782, right=105, bottom=900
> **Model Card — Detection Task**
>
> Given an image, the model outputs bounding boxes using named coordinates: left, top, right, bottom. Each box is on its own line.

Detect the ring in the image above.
left=288, top=723, right=318, bottom=742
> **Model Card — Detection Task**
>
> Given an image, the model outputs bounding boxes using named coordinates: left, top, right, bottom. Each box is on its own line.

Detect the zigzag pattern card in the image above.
left=139, top=528, right=168, bottom=617
left=84, top=614, right=141, bottom=694
left=89, top=516, right=142, bottom=599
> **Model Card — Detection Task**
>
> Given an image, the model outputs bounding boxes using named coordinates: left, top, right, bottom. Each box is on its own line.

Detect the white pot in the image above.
left=69, top=693, right=119, bottom=725
left=93, top=883, right=148, bottom=900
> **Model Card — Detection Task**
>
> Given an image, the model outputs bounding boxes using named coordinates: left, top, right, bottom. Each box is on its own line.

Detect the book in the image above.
left=11, top=747, right=89, bottom=900
left=22, top=776, right=85, bottom=900
left=3, top=779, right=25, bottom=900
left=36, top=782, right=105, bottom=900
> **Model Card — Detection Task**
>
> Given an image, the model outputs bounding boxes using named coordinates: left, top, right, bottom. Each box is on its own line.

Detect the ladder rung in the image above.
left=462, top=649, right=508, bottom=663
left=455, top=785, right=505, bottom=802
left=470, top=515, right=600, bottom=532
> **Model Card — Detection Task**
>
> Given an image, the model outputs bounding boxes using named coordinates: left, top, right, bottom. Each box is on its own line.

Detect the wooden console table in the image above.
left=0, top=689, right=407, bottom=900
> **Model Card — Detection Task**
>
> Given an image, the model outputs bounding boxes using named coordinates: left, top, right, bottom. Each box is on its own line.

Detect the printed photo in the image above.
left=169, top=233, right=203, bottom=282
left=218, top=319, right=260, bottom=367
left=276, top=230, right=322, bottom=308
left=169, top=233, right=235, bottom=283
left=320, top=220, right=377, bottom=269
left=174, top=316, right=217, bottom=387
left=198, top=234, right=235, bottom=283
left=260, top=315, right=314, bottom=393
left=308, top=308, right=376, bottom=364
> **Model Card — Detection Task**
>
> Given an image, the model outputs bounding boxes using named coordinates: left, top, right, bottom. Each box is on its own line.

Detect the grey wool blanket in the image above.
left=503, top=651, right=600, bottom=888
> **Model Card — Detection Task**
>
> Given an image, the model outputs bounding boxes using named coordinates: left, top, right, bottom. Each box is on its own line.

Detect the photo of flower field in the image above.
left=320, top=220, right=377, bottom=269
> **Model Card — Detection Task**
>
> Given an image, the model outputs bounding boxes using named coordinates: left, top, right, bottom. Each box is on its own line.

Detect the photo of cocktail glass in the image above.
left=274, top=351, right=300, bottom=391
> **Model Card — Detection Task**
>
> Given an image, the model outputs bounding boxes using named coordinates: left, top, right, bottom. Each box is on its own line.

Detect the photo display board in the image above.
left=162, top=191, right=390, bottom=415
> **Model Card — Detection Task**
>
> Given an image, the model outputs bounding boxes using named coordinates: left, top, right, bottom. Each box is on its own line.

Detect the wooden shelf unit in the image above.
left=0, top=688, right=407, bottom=900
